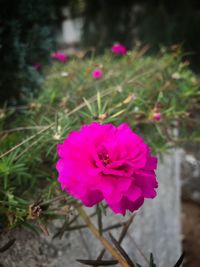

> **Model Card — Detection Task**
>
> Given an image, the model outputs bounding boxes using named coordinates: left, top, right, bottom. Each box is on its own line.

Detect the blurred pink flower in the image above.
left=92, top=68, right=103, bottom=79
left=56, top=122, right=158, bottom=215
left=111, top=43, right=127, bottom=55
left=32, top=63, right=42, bottom=71
left=51, top=51, right=68, bottom=62
left=153, top=112, right=161, bottom=121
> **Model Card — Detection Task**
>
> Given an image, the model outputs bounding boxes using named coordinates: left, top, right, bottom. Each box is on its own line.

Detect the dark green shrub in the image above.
left=0, top=0, right=56, bottom=104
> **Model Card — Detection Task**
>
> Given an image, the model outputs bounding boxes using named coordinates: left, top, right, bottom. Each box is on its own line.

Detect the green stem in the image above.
left=4, top=174, right=8, bottom=191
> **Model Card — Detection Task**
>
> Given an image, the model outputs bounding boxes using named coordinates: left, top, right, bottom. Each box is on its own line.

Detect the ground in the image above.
left=182, top=201, right=200, bottom=267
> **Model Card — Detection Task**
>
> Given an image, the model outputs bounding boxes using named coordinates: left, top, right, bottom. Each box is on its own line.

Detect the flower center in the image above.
left=103, top=154, right=111, bottom=166
left=98, top=152, right=111, bottom=166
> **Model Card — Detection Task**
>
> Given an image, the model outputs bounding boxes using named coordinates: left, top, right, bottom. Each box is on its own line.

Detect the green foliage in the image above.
left=0, top=46, right=199, bottom=234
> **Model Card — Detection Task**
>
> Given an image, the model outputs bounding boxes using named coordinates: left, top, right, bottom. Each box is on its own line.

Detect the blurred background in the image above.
left=1, top=0, right=200, bottom=103
left=0, top=1, right=200, bottom=267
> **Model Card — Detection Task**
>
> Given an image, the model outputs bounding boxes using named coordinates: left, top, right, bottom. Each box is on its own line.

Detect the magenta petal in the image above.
left=56, top=122, right=158, bottom=214
left=124, top=196, right=144, bottom=213
left=116, top=177, right=132, bottom=191
left=104, top=190, right=123, bottom=204
left=145, top=156, right=157, bottom=170
left=134, top=172, right=158, bottom=198
left=99, top=175, right=115, bottom=195
left=109, top=196, right=144, bottom=215
left=81, top=190, right=103, bottom=207
left=126, top=185, right=143, bottom=202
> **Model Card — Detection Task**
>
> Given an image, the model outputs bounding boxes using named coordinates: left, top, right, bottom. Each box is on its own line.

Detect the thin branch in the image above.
left=0, top=123, right=54, bottom=159
left=76, top=206, right=129, bottom=267
left=0, top=87, right=115, bottom=159
left=1, top=126, right=47, bottom=134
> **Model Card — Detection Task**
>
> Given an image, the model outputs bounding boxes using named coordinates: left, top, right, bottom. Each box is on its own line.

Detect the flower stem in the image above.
left=76, top=206, right=129, bottom=267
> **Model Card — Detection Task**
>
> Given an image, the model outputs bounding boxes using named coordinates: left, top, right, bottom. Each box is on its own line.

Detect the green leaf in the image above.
left=97, top=91, right=102, bottom=114
left=173, top=253, right=185, bottom=267
left=109, top=233, right=136, bottom=267
left=149, top=253, right=156, bottom=267
left=83, top=97, right=95, bottom=116
left=22, top=221, right=40, bottom=236
left=96, top=204, right=103, bottom=235
left=76, top=259, right=118, bottom=266
left=0, top=238, right=16, bottom=253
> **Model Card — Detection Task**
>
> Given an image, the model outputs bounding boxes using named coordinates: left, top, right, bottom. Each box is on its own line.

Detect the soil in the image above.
left=182, top=201, right=200, bottom=267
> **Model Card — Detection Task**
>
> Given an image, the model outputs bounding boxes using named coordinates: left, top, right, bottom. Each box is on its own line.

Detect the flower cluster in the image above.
left=51, top=51, right=68, bottom=62
left=152, top=105, right=162, bottom=121
left=56, top=122, right=158, bottom=215
left=92, top=68, right=103, bottom=79
left=32, top=63, right=42, bottom=71
left=111, top=43, right=127, bottom=55
left=153, top=112, right=161, bottom=121
left=34, top=43, right=127, bottom=73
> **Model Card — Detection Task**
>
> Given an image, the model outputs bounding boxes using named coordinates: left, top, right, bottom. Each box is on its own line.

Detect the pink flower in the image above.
left=32, top=63, right=42, bottom=71
left=153, top=112, right=161, bottom=121
left=51, top=52, right=68, bottom=62
left=56, top=122, right=158, bottom=215
left=92, top=68, right=103, bottom=79
left=111, top=43, right=127, bottom=55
